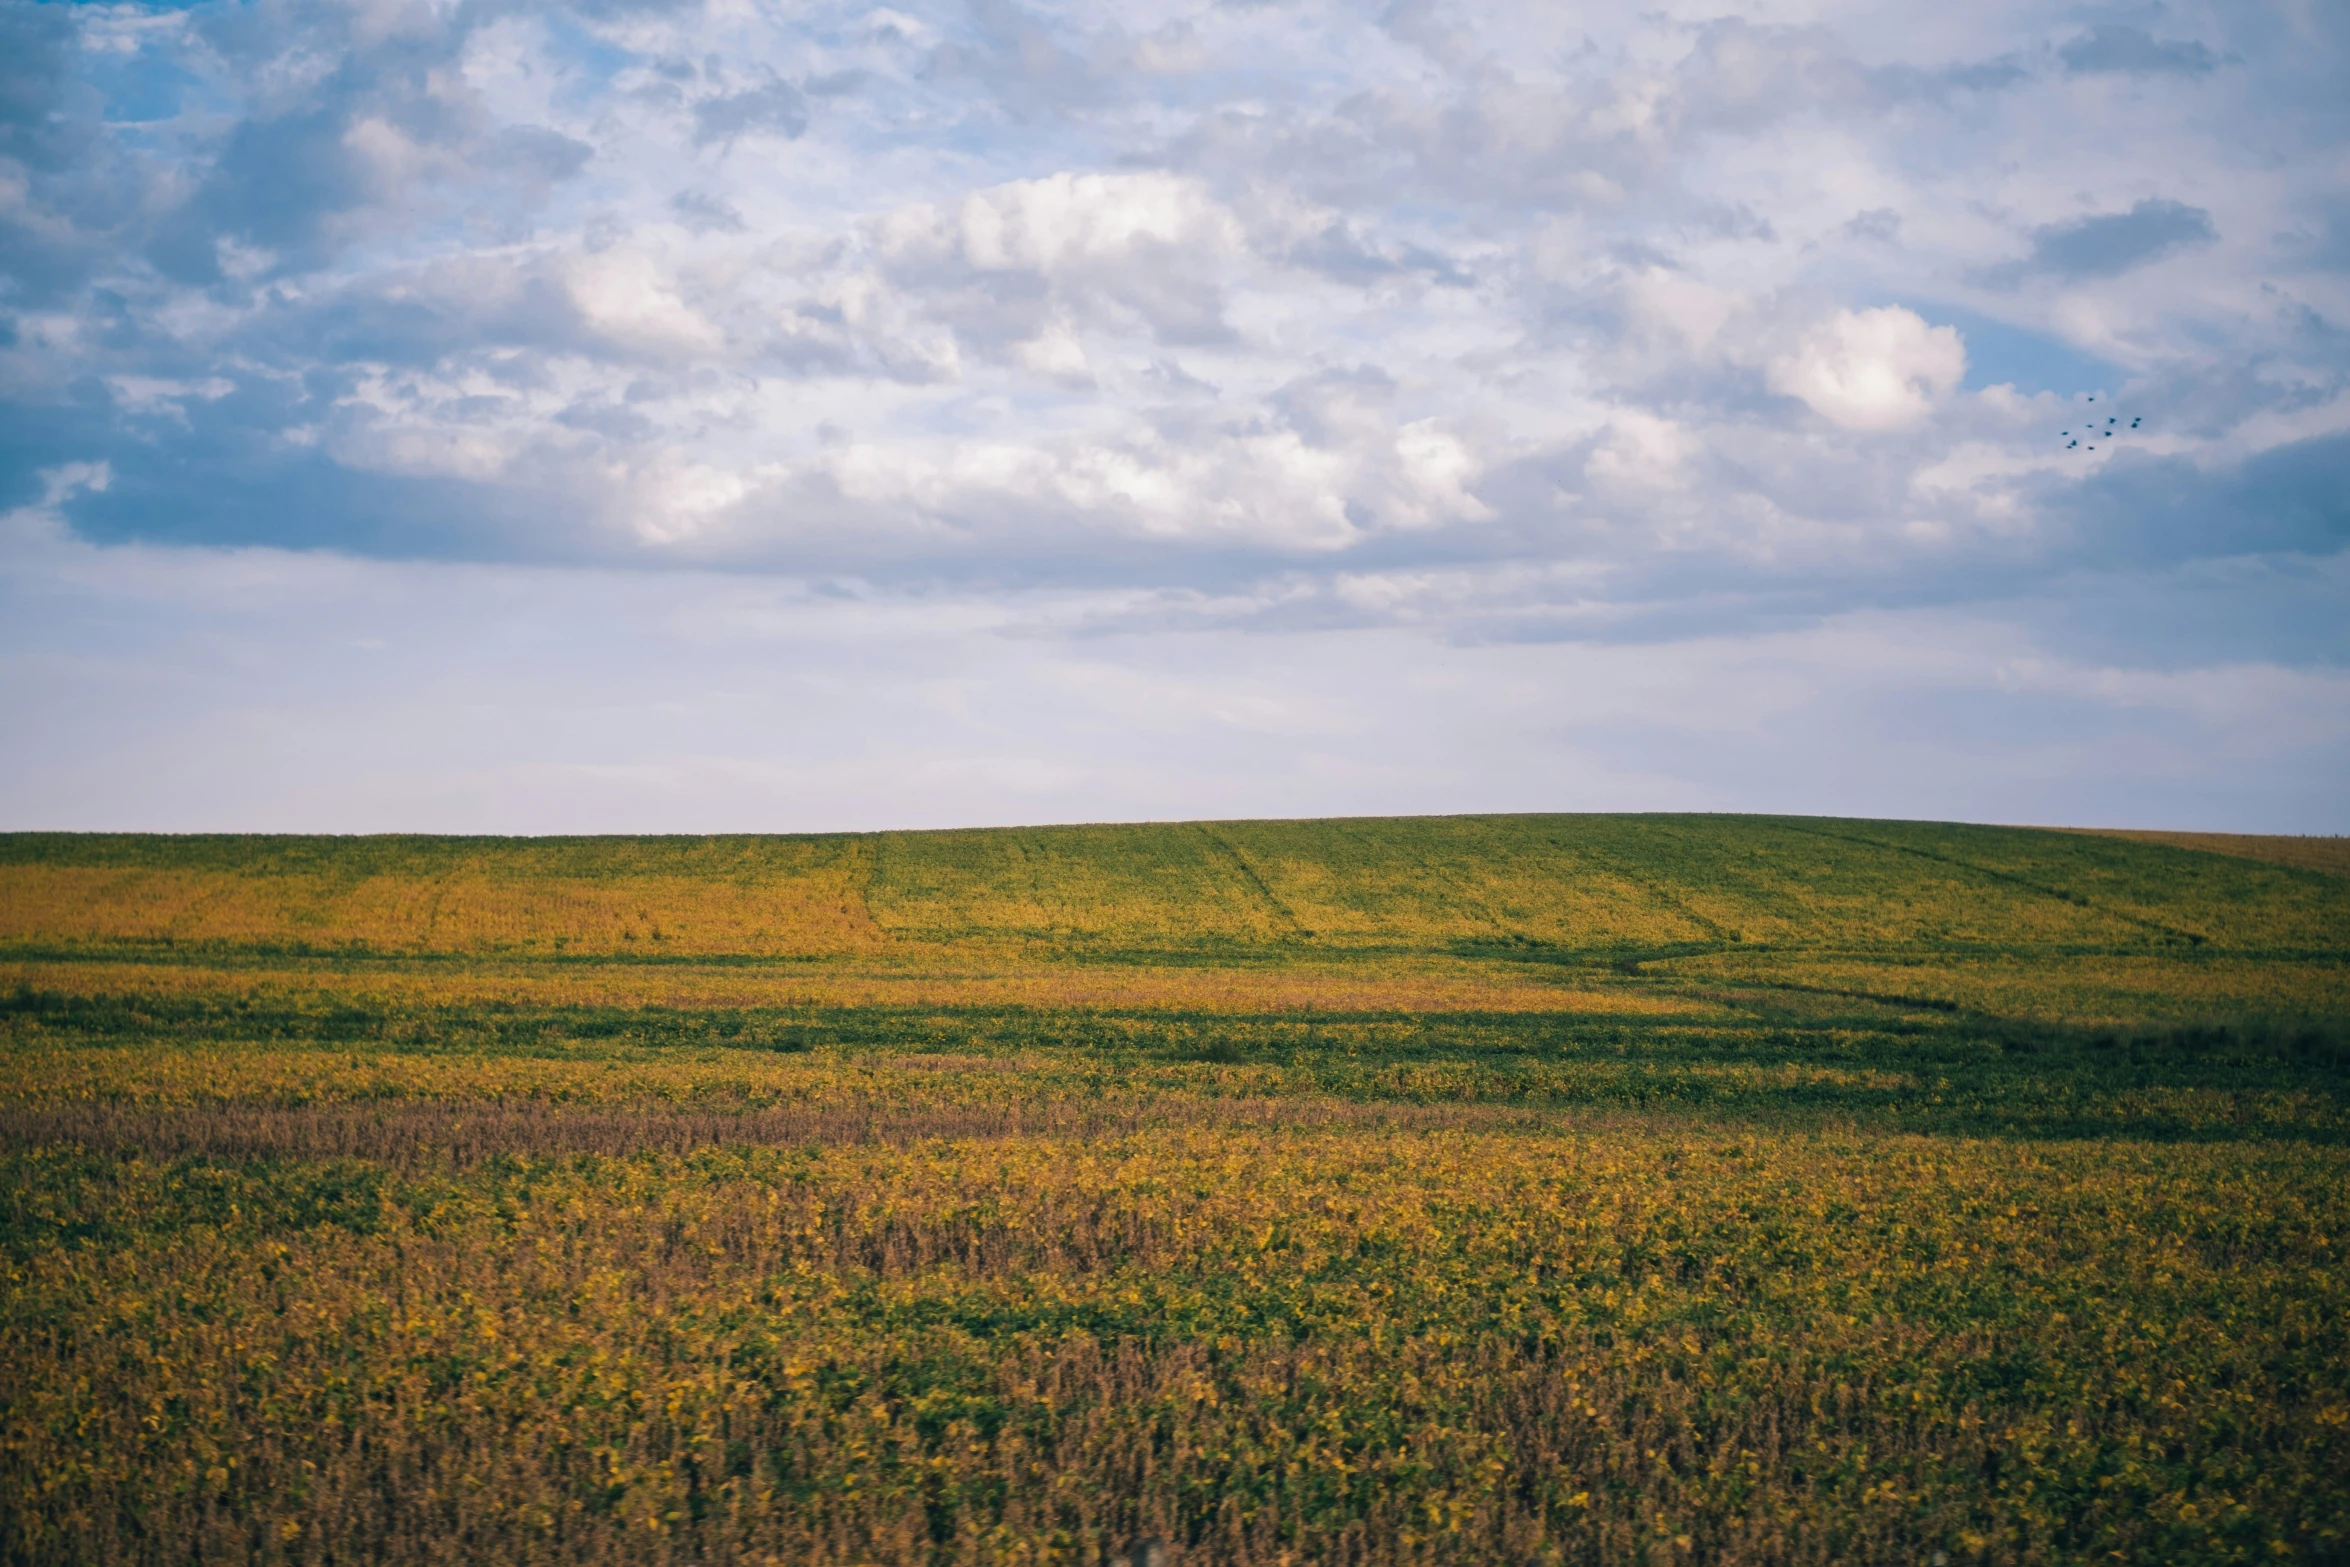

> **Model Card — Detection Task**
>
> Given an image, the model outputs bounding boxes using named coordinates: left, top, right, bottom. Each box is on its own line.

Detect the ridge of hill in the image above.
left=3, top=814, right=2343, bottom=1028
left=4, top=814, right=2345, bottom=962
left=2072, top=827, right=2350, bottom=879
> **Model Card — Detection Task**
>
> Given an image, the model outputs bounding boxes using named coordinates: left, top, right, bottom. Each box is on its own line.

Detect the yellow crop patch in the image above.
left=2, top=815, right=2346, bottom=1566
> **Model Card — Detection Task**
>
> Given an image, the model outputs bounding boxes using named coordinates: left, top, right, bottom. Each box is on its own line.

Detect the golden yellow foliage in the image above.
left=2, top=815, right=2346, bottom=1565
left=0, top=846, right=886, bottom=957
left=0, top=954, right=1696, bottom=1016
left=4, top=1123, right=2344, bottom=1566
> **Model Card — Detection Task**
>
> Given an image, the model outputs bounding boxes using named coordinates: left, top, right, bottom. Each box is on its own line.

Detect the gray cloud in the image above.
left=0, top=3, right=156, bottom=304
left=2055, top=433, right=2350, bottom=566
left=927, top=0, right=1112, bottom=114
left=1980, top=198, right=2219, bottom=286
left=692, top=75, right=809, bottom=145
left=0, top=0, right=2342, bottom=669
left=670, top=190, right=745, bottom=233
left=0, top=4, right=91, bottom=176
left=1, top=0, right=2343, bottom=832
left=2059, top=26, right=2220, bottom=77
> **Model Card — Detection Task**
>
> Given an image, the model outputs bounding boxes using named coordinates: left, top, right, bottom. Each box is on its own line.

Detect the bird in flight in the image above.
left=2059, top=401, right=2143, bottom=453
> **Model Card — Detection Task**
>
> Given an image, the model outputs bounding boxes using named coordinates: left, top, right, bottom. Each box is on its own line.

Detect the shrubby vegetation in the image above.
left=2, top=817, right=2345, bottom=1564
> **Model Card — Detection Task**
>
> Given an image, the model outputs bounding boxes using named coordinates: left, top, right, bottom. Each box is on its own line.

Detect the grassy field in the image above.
left=2, top=815, right=2346, bottom=1565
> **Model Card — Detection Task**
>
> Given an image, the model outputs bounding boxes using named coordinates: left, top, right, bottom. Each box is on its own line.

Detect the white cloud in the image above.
left=565, top=250, right=725, bottom=356
left=1, top=464, right=113, bottom=550
left=1589, top=411, right=1695, bottom=490
left=1, top=0, right=2342, bottom=827
left=1621, top=267, right=1743, bottom=356
left=952, top=172, right=1237, bottom=274
left=1767, top=307, right=1967, bottom=431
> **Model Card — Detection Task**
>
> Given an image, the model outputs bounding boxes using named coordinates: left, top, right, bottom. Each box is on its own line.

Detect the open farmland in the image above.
left=2, top=815, right=2346, bottom=1566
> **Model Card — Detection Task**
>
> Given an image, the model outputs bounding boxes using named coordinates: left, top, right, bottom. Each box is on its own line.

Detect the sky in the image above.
left=2, top=0, right=2345, bottom=833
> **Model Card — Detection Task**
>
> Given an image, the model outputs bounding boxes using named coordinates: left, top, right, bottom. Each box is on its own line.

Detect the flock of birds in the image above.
left=2059, top=395, right=2142, bottom=451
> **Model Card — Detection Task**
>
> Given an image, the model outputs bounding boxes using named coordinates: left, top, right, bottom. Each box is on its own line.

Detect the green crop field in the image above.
left=3, top=815, right=2346, bottom=1566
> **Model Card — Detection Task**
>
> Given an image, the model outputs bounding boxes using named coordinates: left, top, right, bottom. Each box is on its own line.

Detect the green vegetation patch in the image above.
left=3, top=816, right=2347, bottom=1564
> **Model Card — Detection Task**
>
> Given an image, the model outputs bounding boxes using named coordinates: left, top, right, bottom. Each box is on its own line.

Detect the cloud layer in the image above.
left=1, top=0, right=2345, bottom=827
